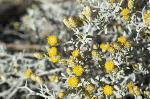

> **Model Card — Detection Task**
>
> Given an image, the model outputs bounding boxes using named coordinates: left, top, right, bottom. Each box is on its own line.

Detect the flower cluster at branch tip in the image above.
left=63, top=5, right=93, bottom=28
left=47, top=35, right=61, bottom=63
left=81, top=6, right=92, bottom=21
left=24, top=69, right=43, bottom=84
left=128, top=0, right=134, bottom=9
left=127, top=81, right=140, bottom=96
left=63, top=17, right=84, bottom=28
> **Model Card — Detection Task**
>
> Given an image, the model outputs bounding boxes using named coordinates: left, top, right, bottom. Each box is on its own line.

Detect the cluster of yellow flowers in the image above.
left=100, top=43, right=116, bottom=53
left=100, top=43, right=112, bottom=52
left=63, top=17, right=84, bottom=28
left=24, top=69, right=43, bottom=84
left=68, top=77, right=114, bottom=96
left=44, top=34, right=134, bottom=96
left=63, top=6, right=93, bottom=28
left=47, top=35, right=60, bottom=63
left=67, top=50, right=85, bottom=87
left=81, top=6, right=92, bottom=21
left=127, top=81, right=141, bottom=96
left=24, top=1, right=150, bottom=98
left=100, top=36, right=132, bottom=54
left=24, top=68, right=61, bottom=85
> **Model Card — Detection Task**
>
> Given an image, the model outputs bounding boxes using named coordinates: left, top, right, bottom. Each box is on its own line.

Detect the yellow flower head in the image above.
left=128, top=0, right=134, bottom=9
left=47, top=35, right=58, bottom=46
left=30, top=74, right=36, bottom=81
left=57, top=91, right=66, bottom=98
left=63, top=18, right=72, bottom=28
left=117, top=36, right=127, bottom=44
left=127, top=82, right=140, bottom=96
left=121, top=8, right=130, bottom=16
left=91, top=96, right=98, bottom=99
left=66, top=68, right=71, bottom=75
left=50, top=56, right=60, bottom=63
left=68, top=76, right=79, bottom=87
left=48, top=47, right=58, bottom=57
left=63, top=17, right=84, bottom=28
left=73, top=65, right=84, bottom=76
left=24, top=69, right=33, bottom=78
left=133, top=86, right=140, bottom=96
left=72, top=49, right=80, bottom=58
left=93, top=44, right=98, bottom=49
left=35, top=76, right=43, bottom=84
left=121, top=8, right=130, bottom=21
left=91, top=50, right=101, bottom=58
left=144, top=10, right=150, bottom=26
left=127, top=81, right=134, bottom=90
left=103, top=85, right=113, bottom=96
left=49, top=75, right=59, bottom=83
left=104, top=60, right=115, bottom=72
left=33, top=52, right=45, bottom=59
left=85, top=84, right=95, bottom=94
left=82, top=6, right=92, bottom=21
left=100, top=43, right=110, bottom=52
